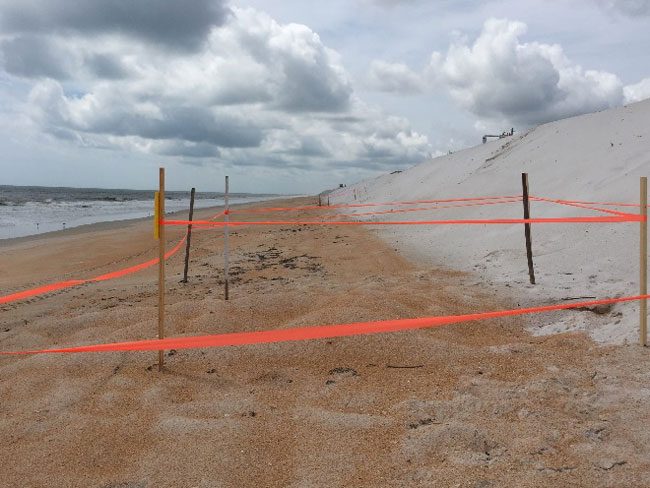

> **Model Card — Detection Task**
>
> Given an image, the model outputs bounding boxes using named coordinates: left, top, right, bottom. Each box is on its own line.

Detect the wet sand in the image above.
left=1, top=197, right=648, bottom=487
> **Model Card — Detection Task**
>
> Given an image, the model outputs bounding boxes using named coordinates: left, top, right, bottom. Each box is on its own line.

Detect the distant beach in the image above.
left=0, top=185, right=285, bottom=239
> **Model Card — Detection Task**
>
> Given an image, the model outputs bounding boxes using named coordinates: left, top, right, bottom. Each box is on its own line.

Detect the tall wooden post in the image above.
left=224, top=176, right=230, bottom=300
left=522, top=173, right=536, bottom=284
left=181, top=187, right=196, bottom=283
left=158, top=168, right=166, bottom=371
left=640, top=176, right=647, bottom=346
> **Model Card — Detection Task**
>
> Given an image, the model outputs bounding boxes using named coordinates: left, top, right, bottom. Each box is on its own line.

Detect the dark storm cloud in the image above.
left=276, top=57, right=351, bottom=112
left=30, top=81, right=266, bottom=149
left=157, top=141, right=221, bottom=158
left=0, top=35, right=72, bottom=79
left=87, top=106, right=265, bottom=148
left=282, top=136, right=331, bottom=157
left=0, top=0, right=230, bottom=50
left=86, top=53, right=128, bottom=79
left=224, top=152, right=313, bottom=170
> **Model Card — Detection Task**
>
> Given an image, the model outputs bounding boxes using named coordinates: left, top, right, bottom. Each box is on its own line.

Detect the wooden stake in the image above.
left=224, top=175, right=230, bottom=301
left=158, top=167, right=166, bottom=371
left=640, top=176, right=647, bottom=346
left=181, top=187, right=196, bottom=283
left=522, top=173, right=536, bottom=284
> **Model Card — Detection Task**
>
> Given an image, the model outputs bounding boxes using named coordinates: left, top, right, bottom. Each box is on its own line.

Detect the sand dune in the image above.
left=332, top=98, right=650, bottom=344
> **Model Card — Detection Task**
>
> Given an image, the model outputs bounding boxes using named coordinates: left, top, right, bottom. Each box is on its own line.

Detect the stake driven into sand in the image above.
left=182, top=187, right=196, bottom=283
left=640, top=176, right=647, bottom=347
left=522, top=173, right=536, bottom=285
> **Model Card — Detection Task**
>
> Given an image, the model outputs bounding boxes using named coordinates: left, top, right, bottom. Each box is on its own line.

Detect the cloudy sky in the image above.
left=1, top=0, right=649, bottom=193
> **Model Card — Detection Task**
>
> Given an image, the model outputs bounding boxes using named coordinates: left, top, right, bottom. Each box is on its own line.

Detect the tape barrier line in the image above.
left=530, top=196, right=637, bottom=218
left=319, top=197, right=523, bottom=220
left=0, top=235, right=187, bottom=305
left=163, top=214, right=643, bottom=228
left=228, top=195, right=524, bottom=215
left=2, top=294, right=647, bottom=356
left=0, top=208, right=229, bottom=306
left=90, top=235, right=187, bottom=282
left=0, top=280, right=88, bottom=304
left=540, top=197, right=644, bottom=209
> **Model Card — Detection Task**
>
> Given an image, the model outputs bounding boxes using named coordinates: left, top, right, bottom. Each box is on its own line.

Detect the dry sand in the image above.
left=1, top=197, right=649, bottom=487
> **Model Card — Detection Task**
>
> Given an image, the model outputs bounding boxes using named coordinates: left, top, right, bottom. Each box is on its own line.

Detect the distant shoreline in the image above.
left=0, top=196, right=302, bottom=247
left=0, top=193, right=296, bottom=241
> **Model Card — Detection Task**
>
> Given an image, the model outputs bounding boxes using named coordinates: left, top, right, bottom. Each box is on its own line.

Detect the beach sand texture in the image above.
left=1, top=197, right=649, bottom=487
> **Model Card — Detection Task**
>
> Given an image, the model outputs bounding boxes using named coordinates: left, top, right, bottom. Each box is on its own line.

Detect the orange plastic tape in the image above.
left=164, top=215, right=643, bottom=228
left=321, top=197, right=522, bottom=219
left=529, top=196, right=637, bottom=217
left=539, top=197, right=644, bottom=208
left=0, top=234, right=187, bottom=305
left=0, top=208, right=229, bottom=306
left=90, top=235, right=187, bottom=282
left=228, top=195, right=524, bottom=215
left=0, top=279, right=88, bottom=304
left=1, top=294, right=646, bottom=355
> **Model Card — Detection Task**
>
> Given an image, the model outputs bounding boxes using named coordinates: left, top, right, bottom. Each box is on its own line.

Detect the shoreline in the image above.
left=0, top=195, right=303, bottom=248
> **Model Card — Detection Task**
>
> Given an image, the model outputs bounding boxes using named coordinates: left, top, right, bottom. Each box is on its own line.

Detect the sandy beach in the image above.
left=0, top=197, right=648, bottom=487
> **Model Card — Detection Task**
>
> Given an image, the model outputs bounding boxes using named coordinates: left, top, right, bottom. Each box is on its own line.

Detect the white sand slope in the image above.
left=332, top=98, right=650, bottom=344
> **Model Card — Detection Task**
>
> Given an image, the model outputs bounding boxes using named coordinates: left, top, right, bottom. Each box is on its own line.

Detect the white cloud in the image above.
left=367, top=60, right=424, bottom=94
left=1, top=6, right=430, bottom=171
left=368, top=17, right=650, bottom=128
left=624, top=78, right=650, bottom=103
left=427, top=18, right=625, bottom=126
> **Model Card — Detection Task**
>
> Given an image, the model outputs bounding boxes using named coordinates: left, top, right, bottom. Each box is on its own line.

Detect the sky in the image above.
left=0, top=0, right=649, bottom=194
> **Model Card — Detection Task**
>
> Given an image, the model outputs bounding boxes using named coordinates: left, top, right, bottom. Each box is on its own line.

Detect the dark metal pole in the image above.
left=522, top=173, right=536, bottom=284
left=181, top=187, right=195, bottom=283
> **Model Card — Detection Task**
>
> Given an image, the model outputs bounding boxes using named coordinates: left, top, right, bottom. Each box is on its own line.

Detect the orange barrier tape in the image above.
left=164, top=214, right=643, bottom=228
left=0, top=236, right=187, bottom=305
left=0, top=280, right=88, bottom=304
left=1, top=294, right=646, bottom=356
left=0, top=208, right=229, bottom=306
left=228, top=195, right=524, bottom=215
left=90, top=235, right=187, bottom=282
left=530, top=196, right=637, bottom=217
left=540, top=197, right=644, bottom=208
left=321, top=197, right=523, bottom=219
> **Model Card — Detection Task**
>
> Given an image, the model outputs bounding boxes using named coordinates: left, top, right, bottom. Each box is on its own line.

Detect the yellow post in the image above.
left=158, top=168, right=166, bottom=370
left=641, top=176, right=647, bottom=347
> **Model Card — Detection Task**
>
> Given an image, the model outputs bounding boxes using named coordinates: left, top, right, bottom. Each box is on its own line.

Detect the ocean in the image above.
left=0, top=185, right=283, bottom=240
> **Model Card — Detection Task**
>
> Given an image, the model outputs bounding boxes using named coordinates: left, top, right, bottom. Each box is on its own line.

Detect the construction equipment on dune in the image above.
left=483, top=128, right=515, bottom=144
